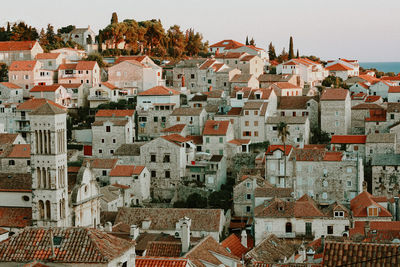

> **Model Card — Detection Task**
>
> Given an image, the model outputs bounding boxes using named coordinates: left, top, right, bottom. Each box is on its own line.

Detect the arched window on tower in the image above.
left=42, top=167, right=47, bottom=188
left=38, top=200, right=44, bottom=219
left=46, top=200, right=51, bottom=219
left=36, top=167, right=41, bottom=188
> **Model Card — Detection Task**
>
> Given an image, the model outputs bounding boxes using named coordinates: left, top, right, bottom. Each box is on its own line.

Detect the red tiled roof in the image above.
left=227, top=107, right=242, bottom=116
left=351, top=103, right=384, bottom=110
left=356, top=82, right=369, bottom=90
left=365, top=109, right=387, bottom=122
left=199, top=59, right=216, bottom=70
left=0, top=82, right=21, bottom=89
left=187, top=135, right=203, bottom=145
left=76, top=61, right=97, bottom=70
left=365, top=95, right=381, bottom=102
left=35, top=53, right=60, bottom=60
left=266, top=145, right=293, bottom=156
left=0, top=41, right=37, bottom=51
left=323, top=152, right=343, bottom=161
left=145, top=242, right=182, bottom=257
left=161, top=124, right=186, bottom=133
left=0, top=207, right=31, bottom=228
left=240, top=55, right=256, bottom=61
left=214, top=52, right=245, bottom=59
left=83, top=158, right=118, bottom=169
left=161, top=134, right=190, bottom=145
left=101, top=82, right=118, bottom=90
left=325, top=63, right=353, bottom=71
left=136, top=257, right=190, bottom=267
left=6, top=144, right=30, bottom=158
left=138, top=86, right=180, bottom=96
left=109, top=165, right=145, bottom=177
left=58, top=63, right=77, bottom=70
left=203, top=120, right=230, bottom=136
left=320, top=88, right=349, bottom=101
left=210, top=39, right=245, bottom=49
left=9, top=60, right=38, bottom=71
left=359, top=74, right=380, bottom=84
left=388, top=86, right=400, bottom=93
left=381, top=75, right=400, bottom=81
left=350, top=191, right=392, bottom=218
left=0, top=227, right=134, bottom=263
left=95, top=109, right=135, bottom=117
left=292, top=147, right=342, bottom=161
left=68, top=166, right=81, bottom=173
left=111, top=183, right=130, bottom=189
left=273, top=82, right=301, bottom=89
left=350, top=221, right=400, bottom=237
left=331, top=135, right=367, bottom=144
left=16, top=98, right=66, bottom=111
left=115, top=55, right=147, bottom=64
left=228, top=139, right=251, bottom=145
left=30, top=85, right=62, bottom=92
left=221, top=234, right=249, bottom=258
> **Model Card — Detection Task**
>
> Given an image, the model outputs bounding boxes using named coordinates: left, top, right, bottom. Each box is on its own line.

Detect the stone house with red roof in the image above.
left=254, top=195, right=350, bottom=245
left=0, top=144, right=30, bottom=173
left=370, top=80, right=394, bottom=99
left=350, top=191, right=393, bottom=223
left=266, top=116, right=310, bottom=146
left=330, top=135, right=367, bottom=161
left=349, top=81, right=370, bottom=95
left=170, top=107, right=207, bottom=136
left=35, top=52, right=64, bottom=71
left=108, top=59, right=164, bottom=95
left=109, top=165, right=150, bottom=205
left=57, top=60, right=100, bottom=87
left=351, top=103, right=385, bottom=134
left=233, top=175, right=268, bottom=217
left=277, top=58, right=327, bottom=87
left=0, top=41, right=43, bottom=66
left=91, top=111, right=135, bottom=158
left=277, top=96, right=319, bottom=129
left=0, top=82, right=23, bottom=103
left=83, top=158, right=118, bottom=185
left=140, top=135, right=196, bottom=200
left=29, top=84, right=71, bottom=108
left=214, top=52, right=264, bottom=78
left=203, top=120, right=234, bottom=156
left=88, top=82, right=126, bottom=108
left=321, top=88, right=351, bottom=135
left=209, top=39, right=245, bottom=54
left=230, top=73, right=259, bottom=90
left=240, top=101, right=268, bottom=143
left=325, top=62, right=354, bottom=80
left=366, top=133, right=396, bottom=163
left=371, top=153, right=400, bottom=198
left=8, top=60, right=54, bottom=97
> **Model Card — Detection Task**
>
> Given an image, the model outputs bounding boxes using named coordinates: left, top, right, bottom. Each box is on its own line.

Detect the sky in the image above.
left=1, top=0, right=400, bottom=62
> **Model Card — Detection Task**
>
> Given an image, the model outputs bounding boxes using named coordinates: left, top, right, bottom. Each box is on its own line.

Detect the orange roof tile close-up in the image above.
left=109, top=165, right=145, bottom=177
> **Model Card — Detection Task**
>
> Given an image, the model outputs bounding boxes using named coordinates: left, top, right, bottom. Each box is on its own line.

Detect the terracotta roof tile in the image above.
left=331, top=135, right=367, bottom=144
left=0, top=227, right=134, bottom=263
left=365, top=95, right=381, bottom=102
left=67, top=166, right=81, bottom=173
left=35, top=53, right=60, bottom=60
left=95, top=109, right=135, bottom=117
left=145, top=241, right=182, bottom=257
left=138, top=86, right=180, bottom=96
left=273, top=82, right=301, bottom=89
left=187, top=135, right=203, bottom=145
left=389, top=86, right=400, bottom=93
left=16, top=98, right=66, bottom=111
left=6, top=144, right=30, bottom=158
left=57, top=63, right=77, bottom=70
left=266, top=145, right=293, bottom=156
left=228, top=139, right=251, bottom=145
left=320, top=88, right=349, bottom=101
left=325, top=63, right=353, bottom=71
left=210, top=39, right=245, bottom=49
left=351, top=103, right=384, bottom=110
left=0, top=41, right=37, bottom=51
left=161, top=134, right=190, bottom=146
left=136, top=257, right=190, bottom=267
left=76, top=61, right=97, bottom=70
left=221, top=234, right=249, bottom=258
left=0, top=173, right=31, bottom=192
left=161, top=124, right=186, bottom=133
left=109, top=165, right=145, bottom=177
left=115, top=55, right=147, bottom=64
left=9, top=60, right=38, bottom=71
left=203, top=120, right=230, bottom=136
left=101, top=82, right=118, bottom=90
left=91, top=120, right=128, bottom=126
left=30, top=85, right=62, bottom=92
left=0, top=133, right=20, bottom=145
left=115, top=207, right=223, bottom=232
left=278, top=96, right=314, bottom=110
left=83, top=158, right=118, bottom=169
left=350, top=191, right=392, bottom=218
left=0, top=82, right=21, bottom=89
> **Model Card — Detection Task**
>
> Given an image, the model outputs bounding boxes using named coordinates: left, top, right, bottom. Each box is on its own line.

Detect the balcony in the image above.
left=17, top=125, right=30, bottom=132
left=16, top=116, right=29, bottom=121
left=88, top=95, right=110, bottom=101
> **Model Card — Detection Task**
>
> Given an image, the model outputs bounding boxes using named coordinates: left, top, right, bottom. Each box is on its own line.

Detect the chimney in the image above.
left=49, top=229, right=56, bottom=259
left=130, top=225, right=139, bottom=240
left=321, top=235, right=325, bottom=250
left=362, top=181, right=368, bottom=192
left=364, top=221, right=370, bottom=236
left=105, top=221, right=112, bottom=232
left=241, top=230, right=247, bottom=248
left=180, top=217, right=191, bottom=253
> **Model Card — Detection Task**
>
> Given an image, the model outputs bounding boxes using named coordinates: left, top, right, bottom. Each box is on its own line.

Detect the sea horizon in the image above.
left=359, top=61, right=400, bottom=74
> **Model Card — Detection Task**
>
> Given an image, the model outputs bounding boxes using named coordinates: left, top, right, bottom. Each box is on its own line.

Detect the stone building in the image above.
left=240, top=102, right=268, bottom=143
left=57, top=61, right=100, bottom=87
left=277, top=96, right=318, bottom=129
left=320, top=88, right=351, bottom=135
left=0, top=144, right=30, bottom=173
left=0, top=82, right=23, bottom=103
left=351, top=103, right=385, bottom=134
left=365, top=133, right=396, bottom=163
left=170, top=107, right=207, bottom=136
left=265, top=116, right=310, bottom=146
left=233, top=175, right=267, bottom=217
left=0, top=41, right=43, bottom=66
left=202, top=120, right=234, bottom=156
left=254, top=195, right=350, bottom=245
left=371, top=153, right=400, bottom=198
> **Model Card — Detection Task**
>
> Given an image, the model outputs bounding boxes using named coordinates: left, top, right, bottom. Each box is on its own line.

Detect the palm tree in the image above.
left=277, top=122, right=290, bottom=185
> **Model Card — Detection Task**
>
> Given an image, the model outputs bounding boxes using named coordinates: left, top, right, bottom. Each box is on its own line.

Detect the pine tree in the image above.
left=245, top=36, right=249, bottom=45
left=249, top=38, right=255, bottom=46
left=296, top=49, right=299, bottom=58
left=111, top=12, right=118, bottom=24
left=268, top=42, right=276, bottom=60
left=288, top=36, right=294, bottom=59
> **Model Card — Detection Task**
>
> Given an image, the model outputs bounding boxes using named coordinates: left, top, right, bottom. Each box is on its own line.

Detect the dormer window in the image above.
left=334, top=211, right=344, bottom=218
left=255, top=93, right=261, bottom=99
left=368, top=207, right=379, bottom=217
left=237, top=93, right=243, bottom=100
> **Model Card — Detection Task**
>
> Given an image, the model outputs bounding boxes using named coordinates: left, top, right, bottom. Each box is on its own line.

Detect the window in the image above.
left=163, top=154, right=170, bottom=163
left=191, top=74, right=195, bottom=79
left=110, top=149, right=114, bottom=154
left=335, top=121, right=339, bottom=127
left=254, top=131, right=259, bottom=137
left=237, top=94, right=243, bottom=100
left=254, top=121, right=258, bottom=126
left=245, top=121, right=249, bottom=126
left=102, top=170, right=107, bottom=176
left=245, top=110, right=249, bottom=115
left=165, top=171, right=170, bottom=178
left=243, top=131, right=251, bottom=136
left=347, top=180, right=352, bottom=187
left=176, top=116, right=180, bottom=122
left=206, top=137, right=210, bottom=143
left=327, top=225, right=333, bottom=235
left=219, top=149, right=223, bottom=155
left=334, top=211, right=344, bottom=218
left=106, top=126, right=111, bottom=132
left=246, top=182, right=251, bottom=188
left=208, top=79, right=212, bottom=84
left=99, top=149, right=102, bottom=154
left=139, top=117, right=147, bottom=122
left=246, top=193, right=251, bottom=200
left=368, top=207, right=378, bottom=216
left=153, top=117, right=159, bottom=123
left=150, top=154, right=156, bottom=162
left=101, top=139, right=105, bottom=143
left=323, top=180, right=328, bottom=187
left=322, top=192, right=328, bottom=199
left=286, top=222, right=292, bottom=233
left=22, top=195, right=30, bottom=201
left=151, top=170, right=156, bottom=178
left=272, top=126, right=277, bottom=131
left=265, top=222, right=272, bottom=232
left=27, top=160, right=30, bottom=166
left=391, top=114, right=395, bottom=120
left=335, top=111, right=339, bottom=116
left=219, top=137, right=223, bottom=143
left=254, top=111, right=258, bottom=115
left=347, top=167, right=352, bottom=173
left=9, top=160, right=15, bottom=165
left=112, top=139, right=116, bottom=143
left=246, top=206, right=251, bottom=212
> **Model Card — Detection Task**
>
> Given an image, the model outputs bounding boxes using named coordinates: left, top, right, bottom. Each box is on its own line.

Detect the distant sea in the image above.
left=360, top=62, right=400, bottom=74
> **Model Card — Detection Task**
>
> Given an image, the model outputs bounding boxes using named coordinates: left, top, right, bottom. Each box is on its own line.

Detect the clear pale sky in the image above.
left=1, top=0, right=400, bottom=62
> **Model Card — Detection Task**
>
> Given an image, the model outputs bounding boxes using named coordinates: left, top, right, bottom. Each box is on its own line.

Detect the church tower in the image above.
left=30, top=101, right=70, bottom=227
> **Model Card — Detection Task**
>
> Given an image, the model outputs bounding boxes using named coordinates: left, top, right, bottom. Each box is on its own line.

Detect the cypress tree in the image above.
left=296, top=49, right=299, bottom=58
left=268, top=42, right=276, bottom=60
left=245, top=36, right=249, bottom=45
left=288, top=36, right=294, bottom=59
